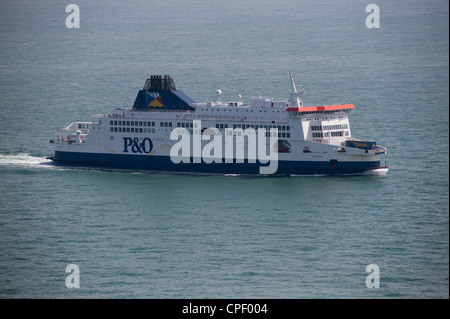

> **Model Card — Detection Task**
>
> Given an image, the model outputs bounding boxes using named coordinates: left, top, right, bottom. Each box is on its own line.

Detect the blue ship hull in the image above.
left=51, top=151, right=382, bottom=175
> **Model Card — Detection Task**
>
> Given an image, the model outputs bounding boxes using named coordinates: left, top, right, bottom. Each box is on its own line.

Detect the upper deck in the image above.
left=89, top=74, right=356, bottom=145
left=286, top=104, right=355, bottom=114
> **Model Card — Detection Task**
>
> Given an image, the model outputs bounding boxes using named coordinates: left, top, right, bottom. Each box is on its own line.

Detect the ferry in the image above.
left=48, top=74, right=388, bottom=175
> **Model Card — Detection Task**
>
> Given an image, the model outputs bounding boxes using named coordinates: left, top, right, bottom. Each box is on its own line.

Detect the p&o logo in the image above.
left=123, top=137, right=153, bottom=154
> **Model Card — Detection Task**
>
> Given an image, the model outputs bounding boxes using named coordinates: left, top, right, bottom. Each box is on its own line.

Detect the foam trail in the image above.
left=362, top=168, right=389, bottom=176
left=0, top=153, right=52, bottom=168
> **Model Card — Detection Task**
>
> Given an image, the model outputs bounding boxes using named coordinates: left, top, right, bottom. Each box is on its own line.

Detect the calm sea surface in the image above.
left=0, top=0, right=448, bottom=298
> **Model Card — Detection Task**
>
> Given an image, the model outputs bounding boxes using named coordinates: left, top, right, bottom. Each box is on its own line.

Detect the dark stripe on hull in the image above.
left=52, top=151, right=382, bottom=175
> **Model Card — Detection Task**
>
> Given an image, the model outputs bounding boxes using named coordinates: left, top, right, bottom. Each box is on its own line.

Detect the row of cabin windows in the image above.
left=323, top=124, right=348, bottom=130
left=312, top=131, right=347, bottom=138
left=231, top=124, right=290, bottom=131
left=200, top=108, right=283, bottom=113
left=179, top=122, right=290, bottom=131
left=110, top=127, right=156, bottom=133
left=231, top=131, right=290, bottom=138
left=110, top=120, right=156, bottom=127
left=331, top=131, right=344, bottom=137
left=110, top=120, right=291, bottom=133
left=177, top=122, right=194, bottom=128
left=160, top=122, right=172, bottom=127
left=312, top=132, right=324, bottom=138
left=110, top=120, right=291, bottom=137
left=311, top=124, right=348, bottom=131
left=175, top=128, right=290, bottom=138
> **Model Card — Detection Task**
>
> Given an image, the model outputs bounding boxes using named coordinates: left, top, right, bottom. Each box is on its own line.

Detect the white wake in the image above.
left=0, top=153, right=52, bottom=168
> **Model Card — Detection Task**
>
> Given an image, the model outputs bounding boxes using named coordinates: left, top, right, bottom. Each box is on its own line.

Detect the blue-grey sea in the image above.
left=0, top=0, right=448, bottom=299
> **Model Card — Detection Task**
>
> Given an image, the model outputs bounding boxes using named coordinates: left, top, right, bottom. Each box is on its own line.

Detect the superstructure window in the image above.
left=323, top=124, right=348, bottom=130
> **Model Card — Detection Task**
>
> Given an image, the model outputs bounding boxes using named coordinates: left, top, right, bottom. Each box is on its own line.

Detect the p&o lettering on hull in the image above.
left=123, top=137, right=153, bottom=154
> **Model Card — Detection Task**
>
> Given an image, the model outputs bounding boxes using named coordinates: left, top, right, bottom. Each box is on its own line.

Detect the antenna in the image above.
left=288, top=72, right=302, bottom=107
left=216, top=90, right=222, bottom=104
left=290, top=72, right=297, bottom=93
